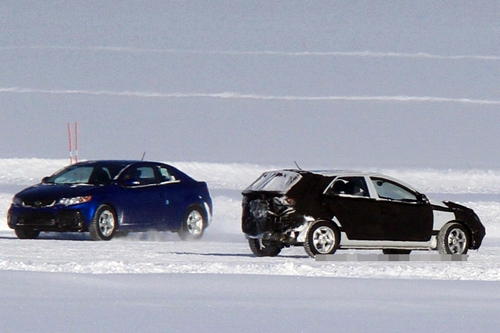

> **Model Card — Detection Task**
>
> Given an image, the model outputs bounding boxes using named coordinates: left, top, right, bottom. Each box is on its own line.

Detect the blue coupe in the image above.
left=7, top=160, right=212, bottom=240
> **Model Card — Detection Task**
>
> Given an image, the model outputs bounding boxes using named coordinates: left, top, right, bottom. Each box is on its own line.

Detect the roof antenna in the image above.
left=294, top=161, right=303, bottom=170
left=141, top=151, right=146, bottom=161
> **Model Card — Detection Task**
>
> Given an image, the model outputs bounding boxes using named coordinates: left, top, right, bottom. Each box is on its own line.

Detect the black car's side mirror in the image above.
left=416, top=193, right=429, bottom=204
left=323, top=191, right=334, bottom=197
left=41, top=176, right=50, bottom=183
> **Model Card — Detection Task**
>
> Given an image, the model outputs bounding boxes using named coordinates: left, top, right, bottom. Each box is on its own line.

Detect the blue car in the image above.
left=7, top=160, right=212, bottom=240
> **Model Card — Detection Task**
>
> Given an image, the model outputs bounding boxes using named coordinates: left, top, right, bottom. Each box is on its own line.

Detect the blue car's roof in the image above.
left=75, top=160, right=143, bottom=165
left=64, top=160, right=195, bottom=183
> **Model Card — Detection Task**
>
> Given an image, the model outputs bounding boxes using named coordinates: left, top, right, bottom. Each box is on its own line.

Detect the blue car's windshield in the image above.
left=46, top=163, right=129, bottom=185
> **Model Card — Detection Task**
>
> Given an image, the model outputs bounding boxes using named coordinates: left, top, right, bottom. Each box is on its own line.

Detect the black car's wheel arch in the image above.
left=311, top=217, right=343, bottom=238
left=456, top=220, right=483, bottom=250
left=315, top=216, right=343, bottom=232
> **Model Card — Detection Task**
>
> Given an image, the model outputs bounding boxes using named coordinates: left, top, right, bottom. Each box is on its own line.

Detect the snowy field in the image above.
left=1, top=159, right=500, bottom=332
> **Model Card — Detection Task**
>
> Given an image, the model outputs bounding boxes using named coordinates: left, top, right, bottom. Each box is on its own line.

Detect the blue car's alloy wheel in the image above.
left=89, top=205, right=117, bottom=241
left=178, top=206, right=205, bottom=240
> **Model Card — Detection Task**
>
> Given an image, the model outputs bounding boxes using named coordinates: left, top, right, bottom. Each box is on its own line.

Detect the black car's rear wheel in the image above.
left=178, top=206, right=206, bottom=241
left=248, top=238, right=282, bottom=257
left=15, top=228, right=40, bottom=239
left=305, top=221, right=340, bottom=257
left=437, top=222, right=469, bottom=254
left=89, top=205, right=117, bottom=241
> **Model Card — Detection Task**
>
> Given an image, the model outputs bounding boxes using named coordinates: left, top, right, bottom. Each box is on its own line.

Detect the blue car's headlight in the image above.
left=58, top=196, right=92, bottom=206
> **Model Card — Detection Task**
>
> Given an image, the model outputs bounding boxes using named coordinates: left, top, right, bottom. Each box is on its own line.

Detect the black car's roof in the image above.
left=255, top=169, right=420, bottom=193
left=270, top=169, right=362, bottom=177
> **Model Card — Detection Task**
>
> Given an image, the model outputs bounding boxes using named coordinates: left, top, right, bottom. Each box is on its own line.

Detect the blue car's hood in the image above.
left=15, top=183, right=102, bottom=200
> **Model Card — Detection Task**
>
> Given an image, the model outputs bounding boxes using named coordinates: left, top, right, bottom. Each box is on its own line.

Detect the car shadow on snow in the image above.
left=0, top=232, right=93, bottom=241
left=171, top=251, right=309, bottom=259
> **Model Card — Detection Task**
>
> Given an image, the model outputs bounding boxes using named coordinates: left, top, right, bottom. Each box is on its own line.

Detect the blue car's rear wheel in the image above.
left=89, top=205, right=117, bottom=241
left=178, top=206, right=205, bottom=241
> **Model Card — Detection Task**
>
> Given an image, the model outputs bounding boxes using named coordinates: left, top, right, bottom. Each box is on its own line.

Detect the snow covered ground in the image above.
left=1, top=159, right=500, bottom=332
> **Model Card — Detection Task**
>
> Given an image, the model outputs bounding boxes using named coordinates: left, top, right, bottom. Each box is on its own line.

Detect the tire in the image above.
left=89, top=205, right=117, bottom=241
left=437, top=222, right=469, bottom=254
left=15, top=228, right=40, bottom=239
left=383, top=249, right=412, bottom=255
left=304, top=221, right=340, bottom=258
left=178, top=206, right=206, bottom=241
left=248, top=238, right=282, bottom=257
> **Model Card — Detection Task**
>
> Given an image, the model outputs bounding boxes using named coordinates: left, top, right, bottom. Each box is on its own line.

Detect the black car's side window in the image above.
left=326, top=177, right=369, bottom=197
left=371, top=178, right=417, bottom=202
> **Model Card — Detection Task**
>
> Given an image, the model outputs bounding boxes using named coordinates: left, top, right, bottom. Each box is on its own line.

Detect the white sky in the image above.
left=1, top=1, right=499, bottom=168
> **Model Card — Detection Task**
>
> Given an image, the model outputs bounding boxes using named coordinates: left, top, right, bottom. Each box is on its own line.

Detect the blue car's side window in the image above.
left=158, top=166, right=174, bottom=182
left=123, top=166, right=158, bottom=186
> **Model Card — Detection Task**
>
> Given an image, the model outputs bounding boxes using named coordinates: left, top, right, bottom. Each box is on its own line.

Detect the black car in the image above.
left=242, top=169, right=485, bottom=257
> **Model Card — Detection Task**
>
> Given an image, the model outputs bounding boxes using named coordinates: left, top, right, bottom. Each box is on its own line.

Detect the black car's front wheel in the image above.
left=15, top=228, right=40, bottom=239
left=304, top=221, right=340, bottom=258
left=89, top=205, right=117, bottom=241
left=248, top=238, right=282, bottom=257
left=178, top=206, right=206, bottom=241
left=437, top=222, right=469, bottom=254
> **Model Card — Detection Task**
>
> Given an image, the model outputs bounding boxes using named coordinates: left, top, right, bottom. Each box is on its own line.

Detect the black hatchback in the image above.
left=242, top=169, right=485, bottom=257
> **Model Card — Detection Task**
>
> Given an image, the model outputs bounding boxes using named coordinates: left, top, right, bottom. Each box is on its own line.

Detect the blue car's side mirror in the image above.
left=122, top=179, right=141, bottom=187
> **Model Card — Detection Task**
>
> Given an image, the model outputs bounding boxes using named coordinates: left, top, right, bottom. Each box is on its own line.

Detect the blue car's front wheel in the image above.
left=15, top=228, right=40, bottom=240
left=89, top=205, right=117, bottom=241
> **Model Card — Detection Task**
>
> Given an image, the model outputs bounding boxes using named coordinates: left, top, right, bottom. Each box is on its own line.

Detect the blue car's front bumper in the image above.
left=8, top=204, right=95, bottom=232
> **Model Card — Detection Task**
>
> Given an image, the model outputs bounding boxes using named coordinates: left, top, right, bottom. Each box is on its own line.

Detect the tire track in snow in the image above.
left=2, top=46, right=499, bottom=61
left=1, top=87, right=500, bottom=105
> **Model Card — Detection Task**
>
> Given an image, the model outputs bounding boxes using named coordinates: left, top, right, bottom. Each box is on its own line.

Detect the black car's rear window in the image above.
left=244, top=171, right=302, bottom=193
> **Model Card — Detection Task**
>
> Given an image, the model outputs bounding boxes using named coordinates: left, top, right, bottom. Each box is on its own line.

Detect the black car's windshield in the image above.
left=45, top=163, right=129, bottom=185
left=244, top=171, right=302, bottom=193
